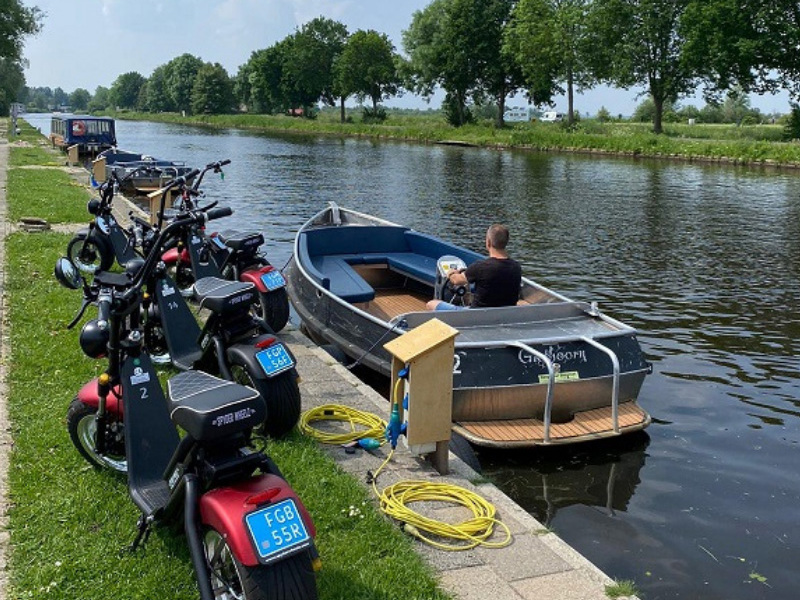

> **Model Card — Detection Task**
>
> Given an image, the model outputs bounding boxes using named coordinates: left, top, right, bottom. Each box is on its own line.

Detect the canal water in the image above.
left=28, top=115, right=800, bottom=599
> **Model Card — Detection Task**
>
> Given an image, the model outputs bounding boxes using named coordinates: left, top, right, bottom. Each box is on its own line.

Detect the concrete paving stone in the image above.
left=476, top=532, right=571, bottom=582
left=415, top=541, right=485, bottom=573
left=439, top=565, right=524, bottom=600
left=300, top=378, right=361, bottom=398
left=511, top=569, right=615, bottom=600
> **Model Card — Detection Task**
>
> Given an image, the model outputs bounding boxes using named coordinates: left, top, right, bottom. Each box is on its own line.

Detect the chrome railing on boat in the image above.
left=580, top=336, right=620, bottom=434
left=457, top=341, right=556, bottom=443
left=456, top=337, right=622, bottom=442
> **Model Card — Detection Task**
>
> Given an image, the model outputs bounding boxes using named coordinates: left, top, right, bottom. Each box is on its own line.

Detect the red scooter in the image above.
left=55, top=206, right=318, bottom=600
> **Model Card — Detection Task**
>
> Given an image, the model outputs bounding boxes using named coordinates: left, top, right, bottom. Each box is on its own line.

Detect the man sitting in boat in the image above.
left=426, top=224, right=522, bottom=311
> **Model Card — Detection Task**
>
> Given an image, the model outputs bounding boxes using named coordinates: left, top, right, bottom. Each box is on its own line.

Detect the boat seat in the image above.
left=383, top=253, right=438, bottom=284
left=308, top=256, right=375, bottom=303
left=168, top=371, right=265, bottom=442
left=194, top=277, right=258, bottom=314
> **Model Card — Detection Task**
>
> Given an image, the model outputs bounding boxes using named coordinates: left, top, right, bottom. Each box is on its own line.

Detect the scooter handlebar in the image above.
left=97, top=291, right=112, bottom=323
left=205, top=206, right=233, bottom=221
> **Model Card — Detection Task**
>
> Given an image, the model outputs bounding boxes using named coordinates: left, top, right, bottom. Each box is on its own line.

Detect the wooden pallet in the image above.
left=454, top=401, right=650, bottom=448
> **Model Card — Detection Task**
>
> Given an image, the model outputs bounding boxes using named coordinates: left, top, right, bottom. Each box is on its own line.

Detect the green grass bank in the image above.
left=3, top=120, right=450, bottom=600
left=113, top=110, right=800, bottom=168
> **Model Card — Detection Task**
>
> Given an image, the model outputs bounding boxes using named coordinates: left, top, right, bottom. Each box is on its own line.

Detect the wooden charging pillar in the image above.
left=383, top=318, right=459, bottom=475
left=147, top=187, right=175, bottom=225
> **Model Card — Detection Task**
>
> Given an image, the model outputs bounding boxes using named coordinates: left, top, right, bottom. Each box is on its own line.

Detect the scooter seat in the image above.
left=194, top=277, right=257, bottom=314
left=168, top=371, right=265, bottom=441
left=217, top=230, right=264, bottom=253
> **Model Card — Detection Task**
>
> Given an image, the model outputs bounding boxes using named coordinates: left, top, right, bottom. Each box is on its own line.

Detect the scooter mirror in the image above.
left=54, top=257, right=82, bottom=290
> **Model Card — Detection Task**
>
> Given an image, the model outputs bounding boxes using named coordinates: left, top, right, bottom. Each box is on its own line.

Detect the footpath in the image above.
left=0, top=120, right=633, bottom=599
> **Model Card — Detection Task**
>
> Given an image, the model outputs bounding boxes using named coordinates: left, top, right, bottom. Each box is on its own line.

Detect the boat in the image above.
left=93, top=148, right=195, bottom=194
left=286, top=203, right=652, bottom=448
left=49, top=115, right=116, bottom=154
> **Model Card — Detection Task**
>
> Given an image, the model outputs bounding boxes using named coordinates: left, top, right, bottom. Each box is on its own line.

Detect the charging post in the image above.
left=383, top=318, right=459, bottom=475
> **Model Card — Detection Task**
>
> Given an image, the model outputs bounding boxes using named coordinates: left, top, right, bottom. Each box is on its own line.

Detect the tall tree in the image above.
left=109, top=71, right=146, bottom=110
left=191, top=62, right=233, bottom=114
left=282, top=17, right=348, bottom=111
left=0, top=0, right=41, bottom=63
left=0, top=58, right=25, bottom=115
left=404, top=0, right=520, bottom=127
left=69, top=88, right=91, bottom=111
left=145, top=64, right=175, bottom=112
left=334, top=30, right=400, bottom=121
left=588, top=0, right=696, bottom=134
left=506, top=0, right=593, bottom=125
left=88, top=86, right=110, bottom=112
left=403, top=0, right=476, bottom=126
left=238, top=44, right=288, bottom=114
left=165, top=53, right=204, bottom=114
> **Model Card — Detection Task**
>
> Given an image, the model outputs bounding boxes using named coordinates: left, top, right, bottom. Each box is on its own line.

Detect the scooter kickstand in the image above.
left=125, top=515, right=153, bottom=555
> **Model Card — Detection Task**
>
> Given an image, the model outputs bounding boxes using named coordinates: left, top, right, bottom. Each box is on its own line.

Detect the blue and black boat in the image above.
left=50, top=114, right=116, bottom=154
left=286, top=203, right=652, bottom=448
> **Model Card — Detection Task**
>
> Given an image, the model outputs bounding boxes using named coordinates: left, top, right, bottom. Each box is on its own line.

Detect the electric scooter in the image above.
left=66, top=165, right=159, bottom=273
left=54, top=208, right=319, bottom=600
left=159, top=160, right=290, bottom=332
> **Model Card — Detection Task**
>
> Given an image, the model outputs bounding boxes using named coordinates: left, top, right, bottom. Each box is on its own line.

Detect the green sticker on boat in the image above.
left=538, top=371, right=580, bottom=384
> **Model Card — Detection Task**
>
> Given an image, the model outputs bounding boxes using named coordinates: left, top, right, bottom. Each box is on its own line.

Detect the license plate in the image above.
left=260, top=270, right=286, bottom=291
left=245, top=498, right=311, bottom=564
left=255, top=344, right=295, bottom=377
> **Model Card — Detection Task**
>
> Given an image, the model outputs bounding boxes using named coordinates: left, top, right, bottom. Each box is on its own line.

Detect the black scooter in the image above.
left=55, top=207, right=319, bottom=600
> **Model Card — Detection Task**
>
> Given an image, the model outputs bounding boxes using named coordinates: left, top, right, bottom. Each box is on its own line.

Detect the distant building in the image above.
left=10, top=103, right=24, bottom=117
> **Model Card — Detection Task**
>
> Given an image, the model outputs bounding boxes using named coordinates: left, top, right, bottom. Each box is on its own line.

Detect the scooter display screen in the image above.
left=245, top=498, right=311, bottom=564
left=255, top=344, right=295, bottom=377
left=260, top=270, right=286, bottom=291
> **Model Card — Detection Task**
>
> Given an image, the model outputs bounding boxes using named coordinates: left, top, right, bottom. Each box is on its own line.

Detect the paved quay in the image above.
left=285, top=327, right=635, bottom=600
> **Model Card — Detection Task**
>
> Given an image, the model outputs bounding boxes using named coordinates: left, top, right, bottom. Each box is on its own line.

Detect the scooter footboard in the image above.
left=199, top=473, right=315, bottom=567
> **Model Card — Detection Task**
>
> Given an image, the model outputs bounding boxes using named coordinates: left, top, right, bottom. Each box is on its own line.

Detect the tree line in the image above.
left=8, top=0, right=800, bottom=134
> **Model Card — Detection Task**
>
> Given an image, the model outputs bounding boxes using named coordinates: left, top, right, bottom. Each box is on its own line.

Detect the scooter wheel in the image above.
left=255, top=288, right=290, bottom=333
left=203, top=528, right=317, bottom=600
left=66, top=398, right=127, bottom=473
left=66, top=233, right=113, bottom=274
left=230, top=364, right=301, bottom=439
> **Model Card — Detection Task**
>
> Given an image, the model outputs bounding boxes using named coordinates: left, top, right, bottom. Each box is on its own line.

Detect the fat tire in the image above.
left=204, top=528, right=317, bottom=600
left=258, top=288, right=290, bottom=333
left=67, top=233, right=113, bottom=274
left=66, top=398, right=127, bottom=473
left=230, top=360, right=301, bottom=439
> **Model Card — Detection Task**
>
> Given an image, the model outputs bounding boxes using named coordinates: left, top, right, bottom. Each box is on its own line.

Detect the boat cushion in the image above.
left=302, top=226, right=410, bottom=256
left=309, top=256, right=375, bottom=303
left=404, top=231, right=484, bottom=265
left=384, top=253, right=438, bottom=283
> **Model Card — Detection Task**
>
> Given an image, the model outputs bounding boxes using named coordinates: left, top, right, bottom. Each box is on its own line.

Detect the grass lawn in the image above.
left=3, top=136, right=449, bottom=599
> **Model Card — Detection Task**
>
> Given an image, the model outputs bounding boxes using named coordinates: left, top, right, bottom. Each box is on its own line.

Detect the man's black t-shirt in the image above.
left=463, top=257, right=522, bottom=308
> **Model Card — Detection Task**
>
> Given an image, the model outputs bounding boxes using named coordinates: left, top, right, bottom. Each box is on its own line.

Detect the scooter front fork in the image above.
left=185, top=474, right=216, bottom=600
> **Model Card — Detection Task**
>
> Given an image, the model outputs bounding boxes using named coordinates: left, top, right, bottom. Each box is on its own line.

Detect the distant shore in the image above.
left=109, top=110, right=800, bottom=170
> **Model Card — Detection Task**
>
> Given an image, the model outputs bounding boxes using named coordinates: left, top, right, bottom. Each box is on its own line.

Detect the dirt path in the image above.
left=0, top=119, right=11, bottom=599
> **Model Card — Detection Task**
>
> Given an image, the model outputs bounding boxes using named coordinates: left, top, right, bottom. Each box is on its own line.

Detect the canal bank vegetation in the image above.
left=113, top=109, right=800, bottom=168
left=14, top=0, right=800, bottom=142
left=3, top=122, right=450, bottom=600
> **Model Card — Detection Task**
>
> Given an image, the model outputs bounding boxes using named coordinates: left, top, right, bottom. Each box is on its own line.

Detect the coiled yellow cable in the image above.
left=300, top=403, right=511, bottom=551
left=298, top=404, right=387, bottom=446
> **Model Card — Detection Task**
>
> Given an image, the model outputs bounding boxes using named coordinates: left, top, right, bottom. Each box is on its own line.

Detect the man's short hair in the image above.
left=487, top=224, right=510, bottom=250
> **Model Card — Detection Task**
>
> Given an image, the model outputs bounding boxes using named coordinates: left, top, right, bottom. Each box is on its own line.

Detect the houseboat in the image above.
left=50, top=115, right=116, bottom=155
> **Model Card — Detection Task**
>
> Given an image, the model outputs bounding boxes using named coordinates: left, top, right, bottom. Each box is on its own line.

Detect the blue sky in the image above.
left=22, top=0, right=791, bottom=116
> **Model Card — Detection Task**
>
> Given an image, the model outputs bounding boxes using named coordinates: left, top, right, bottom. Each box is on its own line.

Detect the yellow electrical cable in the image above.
left=299, top=403, right=512, bottom=551
left=298, top=404, right=387, bottom=445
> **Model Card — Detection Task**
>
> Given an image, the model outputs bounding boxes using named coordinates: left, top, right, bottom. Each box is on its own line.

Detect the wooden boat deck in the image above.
left=358, top=288, right=430, bottom=321
left=454, top=401, right=650, bottom=448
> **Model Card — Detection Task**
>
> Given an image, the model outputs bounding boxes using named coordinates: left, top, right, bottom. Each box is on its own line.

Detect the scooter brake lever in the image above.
left=67, top=298, right=91, bottom=330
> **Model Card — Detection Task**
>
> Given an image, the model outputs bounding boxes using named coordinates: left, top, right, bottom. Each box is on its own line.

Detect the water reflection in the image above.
left=481, top=434, right=650, bottom=526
